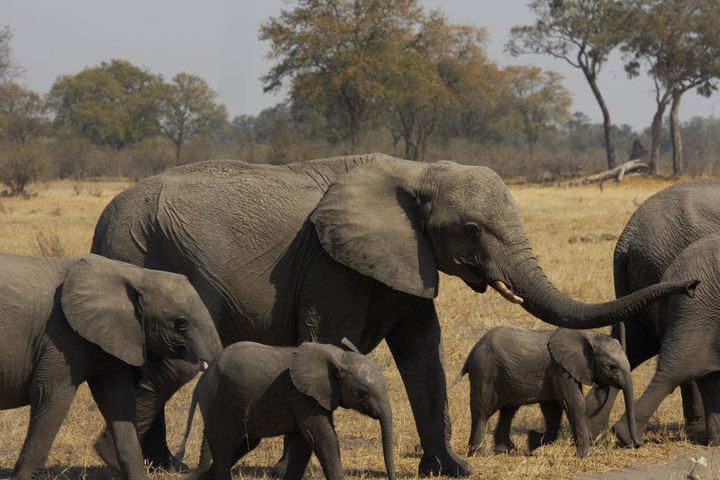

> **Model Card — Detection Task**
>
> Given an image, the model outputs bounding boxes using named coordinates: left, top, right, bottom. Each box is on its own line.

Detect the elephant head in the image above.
left=290, top=342, right=395, bottom=480
left=311, top=157, right=696, bottom=328
left=61, top=255, right=222, bottom=367
left=549, top=329, right=641, bottom=447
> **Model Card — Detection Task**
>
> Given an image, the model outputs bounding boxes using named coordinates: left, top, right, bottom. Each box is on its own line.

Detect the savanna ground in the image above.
left=0, top=176, right=715, bottom=479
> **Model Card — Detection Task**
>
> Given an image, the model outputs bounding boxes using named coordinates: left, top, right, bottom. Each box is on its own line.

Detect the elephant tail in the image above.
left=450, top=355, right=471, bottom=389
left=175, top=376, right=202, bottom=463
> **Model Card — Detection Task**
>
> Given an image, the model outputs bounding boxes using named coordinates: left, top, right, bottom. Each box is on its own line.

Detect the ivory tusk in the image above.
left=491, top=281, right=524, bottom=304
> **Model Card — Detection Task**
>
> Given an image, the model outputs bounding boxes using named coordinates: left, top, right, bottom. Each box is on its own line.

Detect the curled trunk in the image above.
left=379, top=409, right=395, bottom=480
left=503, top=234, right=697, bottom=329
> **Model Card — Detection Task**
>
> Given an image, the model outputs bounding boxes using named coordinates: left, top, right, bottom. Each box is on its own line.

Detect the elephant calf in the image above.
left=457, top=326, right=641, bottom=457
left=0, top=253, right=221, bottom=480
left=175, top=339, right=395, bottom=480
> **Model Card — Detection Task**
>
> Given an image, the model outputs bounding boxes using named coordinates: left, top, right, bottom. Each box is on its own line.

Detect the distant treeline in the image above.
left=1, top=0, right=720, bottom=195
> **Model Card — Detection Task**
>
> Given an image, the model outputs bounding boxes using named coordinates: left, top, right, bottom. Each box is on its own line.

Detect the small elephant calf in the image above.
left=0, top=253, right=222, bottom=480
left=456, top=326, right=641, bottom=457
left=175, top=339, right=395, bottom=480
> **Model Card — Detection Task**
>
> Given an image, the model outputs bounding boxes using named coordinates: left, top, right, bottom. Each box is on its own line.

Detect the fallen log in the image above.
left=561, top=159, right=649, bottom=189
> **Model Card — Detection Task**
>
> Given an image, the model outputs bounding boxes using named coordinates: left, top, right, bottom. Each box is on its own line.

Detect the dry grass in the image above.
left=0, top=177, right=710, bottom=479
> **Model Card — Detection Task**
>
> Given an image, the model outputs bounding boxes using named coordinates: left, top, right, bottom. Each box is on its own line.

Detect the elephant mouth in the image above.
left=463, top=264, right=524, bottom=305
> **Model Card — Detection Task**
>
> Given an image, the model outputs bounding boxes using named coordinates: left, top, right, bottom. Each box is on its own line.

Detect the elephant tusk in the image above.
left=491, top=281, right=524, bottom=305
left=200, top=361, right=209, bottom=372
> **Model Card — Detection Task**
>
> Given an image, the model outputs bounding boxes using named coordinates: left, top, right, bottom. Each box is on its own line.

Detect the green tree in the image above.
left=48, top=59, right=161, bottom=149
left=623, top=0, right=720, bottom=175
left=260, top=0, right=422, bottom=151
left=0, top=26, right=22, bottom=85
left=505, top=66, right=573, bottom=160
left=0, top=83, right=47, bottom=145
left=508, top=0, right=632, bottom=169
left=155, top=73, right=227, bottom=164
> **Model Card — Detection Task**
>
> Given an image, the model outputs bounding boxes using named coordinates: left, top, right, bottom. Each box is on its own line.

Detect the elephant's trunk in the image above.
left=379, top=407, right=395, bottom=480
left=622, top=373, right=642, bottom=448
left=501, top=232, right=698, bottom=329
left=196, top=323, right=223, bottom=364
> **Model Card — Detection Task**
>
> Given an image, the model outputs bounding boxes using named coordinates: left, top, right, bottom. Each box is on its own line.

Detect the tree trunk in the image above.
left=648, top=96, right=669, bottom=175
left=670, top=90, right=684, bottom=177
left=174, top=140, right=182, bottom=165
left=584, top=70, right=617, bottom=169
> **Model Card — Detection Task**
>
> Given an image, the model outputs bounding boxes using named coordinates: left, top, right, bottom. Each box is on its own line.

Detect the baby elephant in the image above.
left=457, top=326, right=641, bottom=457
left=175, top=339, right=395, bottom=480
left=0, top=253, right=222, bottom=480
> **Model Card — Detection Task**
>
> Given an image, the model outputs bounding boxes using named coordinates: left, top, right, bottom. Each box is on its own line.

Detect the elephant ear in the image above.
left=548, top=329, right=594, bottom=386
left=61, top=256, right=146, bottom=367
left=310, top=161, right=438, bottom=299
left=290, top=343, right=344, bottom=411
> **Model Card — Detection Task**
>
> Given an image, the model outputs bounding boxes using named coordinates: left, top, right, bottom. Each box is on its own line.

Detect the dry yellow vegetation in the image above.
left=0, top=177, right=708, bottom=479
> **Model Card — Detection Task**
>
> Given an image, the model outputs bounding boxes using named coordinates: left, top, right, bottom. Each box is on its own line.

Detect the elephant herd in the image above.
left=0, top=152, right=717, bottom=479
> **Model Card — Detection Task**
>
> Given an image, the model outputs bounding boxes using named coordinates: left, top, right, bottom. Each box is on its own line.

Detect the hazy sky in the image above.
left=5, top=0, right=719, bottom=130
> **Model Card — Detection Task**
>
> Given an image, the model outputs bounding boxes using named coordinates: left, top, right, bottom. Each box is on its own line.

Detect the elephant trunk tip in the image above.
left=686, top=279, right=701, bottom=298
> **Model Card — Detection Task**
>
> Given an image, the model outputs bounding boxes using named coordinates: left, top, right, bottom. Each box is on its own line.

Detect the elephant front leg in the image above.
left=297, top=412, right=344, bottom=480
left=89, top=369, right=148, bottom=480
left=94, top=358, right=198, bottom=473
left=12, top=378, right=76, bottom=480
left=552, top=377, right=591, bottom=457
left=386, top=301, right=471, bottom=477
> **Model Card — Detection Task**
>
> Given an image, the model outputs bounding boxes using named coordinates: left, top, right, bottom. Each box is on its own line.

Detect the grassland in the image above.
left=0, top=177, right=709, bottom=479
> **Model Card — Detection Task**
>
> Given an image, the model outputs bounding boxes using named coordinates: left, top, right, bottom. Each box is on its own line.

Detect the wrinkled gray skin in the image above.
left=91, top=154, right=695, bottom=477
left=585, top=181, right=720, bottom=443
left=0, top=253, right=221, bottom=480
left=174, top=341, right=395, bottom=480
left=612, top=233, right=720, bottom=445
left=457, top=326, right=640, bottom=458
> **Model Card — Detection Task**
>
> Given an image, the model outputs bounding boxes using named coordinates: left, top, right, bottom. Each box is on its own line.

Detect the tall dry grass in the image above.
left=0, top=177, right=706, bottom=479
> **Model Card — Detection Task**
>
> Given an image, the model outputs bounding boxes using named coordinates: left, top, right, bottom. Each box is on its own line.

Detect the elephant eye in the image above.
left=357, top=388, right=370, bottom=399
left=608, top=364, right=619, bottom=372
left=464, top=222, right=480, bottom=242
left=174, top=317, right=189, bottom=332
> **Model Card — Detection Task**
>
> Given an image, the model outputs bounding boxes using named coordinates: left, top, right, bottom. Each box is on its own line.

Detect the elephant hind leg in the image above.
left=468, top=381, right=496, bottom=456
left=694, top=373, right=720, bottom=445
left=493, top=405, right=519, bottom=453
left=680, top=381, right=707, bottom=443
left=13, top=375, right=76, bottom=480
left=613, top=372, right=677, bottom=446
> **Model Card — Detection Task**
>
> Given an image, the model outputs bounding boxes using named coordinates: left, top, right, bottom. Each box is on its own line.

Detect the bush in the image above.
left=0, top=144, right=47, bottom=196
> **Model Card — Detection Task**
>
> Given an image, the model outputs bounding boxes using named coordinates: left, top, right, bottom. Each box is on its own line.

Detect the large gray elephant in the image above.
left=175, top=340, right=395, bottom=480
left=585, top=181, right=720, bottom=443
left=612, top=233, right=720, bottom=445
left=90, top=153, right=695, bottom=477
left=0, top=253, right=221, bottom=480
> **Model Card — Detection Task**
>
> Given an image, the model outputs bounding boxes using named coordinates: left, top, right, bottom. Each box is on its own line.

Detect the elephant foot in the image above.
left=418, top=448, right=471, bottom=477
left=494, top=440, right=516, bottom=454
left=467, top=444, right=488, bottom=457
left=576, top=443, right=591, bottom=458
left=95, top=431, right=121, bottom=472
left=686, top=420, right=708, bottom=444
left=611, top=418, right=634, bottom=447
left=270, top=455, right=320, bottom=478
left=527, top=429, right=556, bottom=451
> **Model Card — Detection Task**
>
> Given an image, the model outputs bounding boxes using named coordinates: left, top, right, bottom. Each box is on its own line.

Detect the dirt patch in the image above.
left=577, top=446, right=719, bottom=480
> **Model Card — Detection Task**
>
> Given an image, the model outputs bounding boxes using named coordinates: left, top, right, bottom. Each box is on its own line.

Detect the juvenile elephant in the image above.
left=457, top=326, right=641, bottom=457
left=174, top=340, right=395, bottom=480
left=586, top=181, right=720, bottom=442
left=613, top=233, right=720, bottom=445
left=0, top=253, right=221, bottom=480
left=92, top=153, right=695, bottom=476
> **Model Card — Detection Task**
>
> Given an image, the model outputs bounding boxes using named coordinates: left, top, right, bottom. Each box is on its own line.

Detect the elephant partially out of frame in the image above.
left=91, top=153, right=695, bottom=477
left=0, top=253, right=221, bottom=480
left=586, top=181, right=720, bottom=443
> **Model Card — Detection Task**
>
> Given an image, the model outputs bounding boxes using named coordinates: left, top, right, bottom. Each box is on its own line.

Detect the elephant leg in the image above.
left=586, top=321, right=657, bottom=439
left=493, top=405, right=519, bottom=453
left=528, top=401, right=562, bottom=451
left=694, top=373, right=720, bottom=445
left=12, top=377, right=76, bottom=480
left=552, top=377, right=591, bottom=457
left=188, top=434, right=212, bottom=480
left=680, top=381, right=707, bottom=443
left=467, top=376, right=496, bottom=456
left=88, top=370, right=148, bottom=480
left=282, top=431, right=313, bottom=480
left=613, top=373, right=677, bottom=446
left=385, top=300, right=470, bottom=477
left=95, top=357, right=199, bottom=473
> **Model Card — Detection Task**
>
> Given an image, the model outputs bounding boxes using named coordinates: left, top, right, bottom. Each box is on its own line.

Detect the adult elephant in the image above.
left=586, top=181, right=720, bottom=443
left=91, top=153, right=694, bottom=477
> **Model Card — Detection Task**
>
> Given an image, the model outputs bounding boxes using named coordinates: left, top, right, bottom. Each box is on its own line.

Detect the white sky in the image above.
left=4, top=0, right=720, bottom=130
